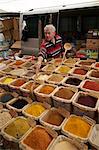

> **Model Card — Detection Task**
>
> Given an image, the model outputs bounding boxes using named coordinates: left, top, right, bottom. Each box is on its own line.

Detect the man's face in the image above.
left=44, top=29, right=55, bottom=41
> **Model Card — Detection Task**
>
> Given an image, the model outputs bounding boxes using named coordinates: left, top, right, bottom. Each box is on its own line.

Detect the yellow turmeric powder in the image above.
left=24, top=104, right=46, bottom=117
left=39, top=85, right=55, bottom=94
left=58, top=66, right=71, bottom=74
left=2, top=77, right=14, bottom=84
left=64, top=116, right=91, bottom=138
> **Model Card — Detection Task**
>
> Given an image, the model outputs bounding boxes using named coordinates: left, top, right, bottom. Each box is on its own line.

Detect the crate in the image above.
left=72, top=91, right=99, bottom=119
left=39, top=107, right=67, bottom=131
left=89, top=124, right=99, bottom=149
left=52, top=86, right=78, bottom=112
left=62, top=75, right=83, bottom=89
left=6, top=96, right=30, bottom=113
left=22, top=102, right=50, bottom=121
left=87, top=69, right=99, bottom=81
left=62, top=115, right=95, bottom=143
left=48, top=135, right=88, bottom=150
left=34, top=83, right=58, bottom=105
left=1, top=116, right=31, bottom=142
left=0, top=109, right=12, bottom=130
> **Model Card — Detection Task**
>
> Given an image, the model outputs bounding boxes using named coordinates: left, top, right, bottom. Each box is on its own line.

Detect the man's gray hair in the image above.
left=44, top=24, right=56, bottom=32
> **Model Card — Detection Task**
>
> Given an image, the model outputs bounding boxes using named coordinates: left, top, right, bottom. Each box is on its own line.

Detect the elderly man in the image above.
left=36, top=24, right=64, bottom=72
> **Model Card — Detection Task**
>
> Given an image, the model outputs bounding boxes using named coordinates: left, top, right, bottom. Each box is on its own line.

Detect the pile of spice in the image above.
left=57, top=65, right=71, bottom=74
left=12, top=60, right=25, bottom=67
left=23, top=82, right=39, bottom=91
left=0, top=92, right=14, bottom=103
left=10, top=68, right=26, bottom=76
left=79, top=61, right=93, bottom=66
left=44, top=64, right=56, bottom=72
left=63, top=115, right=91, bottom=138
left=22, top=62, right=33, bottom=68
left=0, top=110, right=12, bottom=129
left=2, top=67, right=13, bottom=73
left=10, top=98, right=28, bottom=109
left=22, top=126, right=53, bottom=150
left=39, top=85, right=55, bottom=94
left=65, top=77, right=82, bottom=86
left=43, top=109, right=64, bottom=126
left=4, top=117, right=30, bottom=139
left=0, top=77, right=15, bottom=84
left=24, top=103, right=46, bottom=117
left=55, top=88, right=74, bottom=100
left=64, top=59, right=77, bottom=64
left=10, top=79, right=26, bottom=87
left=95, top=63, right=99, bottom=68
left=53, top=140, right=79, bottom=150
left=77, top=94, right=98, bottom=108
left=91, top=70, right=99, bottom=78
left=48, top=74, right=64, bottom=83
left=73, top=68, right=87, bottom=75
left=83, top=80, right=99, bottom=92
left=24, top=71, right=35, bottom=78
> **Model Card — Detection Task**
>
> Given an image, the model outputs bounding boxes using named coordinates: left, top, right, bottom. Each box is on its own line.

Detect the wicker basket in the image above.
left=48, top=135, right=88, bottom=150
left=34, top=83, right=58, bottom=105
left=39, top=107, right=67, bottom=131
left=19, top=125, right=56, bottom=150
left=62, top=75, right=83, bottom=89
left=61, top=115, right=95, bottom=143
left=22, top=102, right=50, bottom=121
left=1, top=116, right=31, bottom=143
left=89, top=124, right=99, bottom=149
left=72, top=91, right=99, bottom=119
left=52, top=86, right=78, bottom=112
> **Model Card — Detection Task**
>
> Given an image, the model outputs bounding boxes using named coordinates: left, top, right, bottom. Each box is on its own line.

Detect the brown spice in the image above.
left=44, top=110, right=64, bottom=126
left=23, top=127, right=52, bottom=150
left=74, top=69, right=87, bottom=75
left=91, top=71, right=99, bottom=78
left=55, top=88, right=74, bottom=100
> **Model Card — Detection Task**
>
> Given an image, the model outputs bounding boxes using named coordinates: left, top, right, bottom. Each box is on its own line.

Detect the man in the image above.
left=36, top=24, right=64, bottom=72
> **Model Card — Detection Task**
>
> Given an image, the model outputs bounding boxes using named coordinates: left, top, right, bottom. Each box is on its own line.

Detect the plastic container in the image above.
left=62, top=115, right=95, bottom=143
left=0, top=109, right=12, bottom=130
left=46, top=73, right=66, bottom=85
left=80, top=79, right=99, bottom=97
left=22, top=102, right=50, bottom=120
left=48, top=135, right=88, bottom=150
left=55, top=65, right=71, bottom=75
left=34, top=83, right=57, bottom=105
left=52, top=86, right=78, bottom=112
left=20, top=125, right=56, bottom=150
left=1, top=116, right=31, bottom=142
left=39, top=107, right=67, bottom=131
left=87, top=69, right=99, bottom=81
left=6, top=96, right=30, bottom=113
left=72, top=91, right=99, bottom=119
left=62, top=76, right=83, bottom=88
left=89, top=124, right=99, bottom=149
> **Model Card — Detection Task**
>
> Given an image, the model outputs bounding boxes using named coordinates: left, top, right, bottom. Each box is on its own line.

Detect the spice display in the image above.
left=83, top=80, right=99, bottom=91
left=1, top=77, right=14, bottom=84
left=44, top=110, right=64, bottom=126
left=0, top=93, right=14, bottom=103
left=64, top=116, right=91, bottom=138
left=24, top=104, right=46, bottom=117
left=91, top=70, right=99, bottom=78
left=0, top=111, right=12, bottom=129
left=55, top=88, right=74, bottom=100
left=11, top=98, right=28, bottom=109
left=11, top=79, right=26, bottom=87
left=73, top=68, right=87, bottom=75
left=53, top=140, right=78, bottom=150
left=4, top=117, right=30, bottom=139
left=39, top=85, right=55, bottom=94
left=57, top=66, right=71, bottom=74
left=23, top=82, right=40, bottom=91
left=65, top=77, right=82, bottom=86
left=23, top=126, right=53, bottom=150
left=77, top=95, right=97, bottom=108
left=48, top=74, right=64, bottom=83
